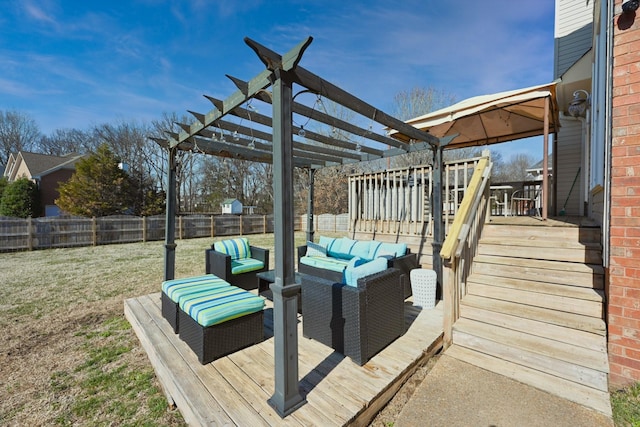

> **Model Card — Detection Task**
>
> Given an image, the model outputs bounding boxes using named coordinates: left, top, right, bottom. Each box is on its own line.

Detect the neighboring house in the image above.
left=556, top=0, right=640, bottom=387
left=221, top=198, right=242, bottom=215
left=2, top=151, right=86, bottom=216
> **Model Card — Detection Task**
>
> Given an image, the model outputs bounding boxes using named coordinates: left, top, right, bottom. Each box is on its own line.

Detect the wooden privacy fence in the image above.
left=0, top=214, right=310, bottom=252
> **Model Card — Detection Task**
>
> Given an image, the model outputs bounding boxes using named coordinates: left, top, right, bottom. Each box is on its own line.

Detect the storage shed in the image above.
left=221, top=198, right=242, bottom=214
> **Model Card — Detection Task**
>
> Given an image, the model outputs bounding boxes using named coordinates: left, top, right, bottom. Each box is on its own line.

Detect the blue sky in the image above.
left=0, top=0, right=555, bottom=160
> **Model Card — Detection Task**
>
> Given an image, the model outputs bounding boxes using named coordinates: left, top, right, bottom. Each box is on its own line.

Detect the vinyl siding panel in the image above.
left=556, top=119, right=583, bottom=215
left=555, top=0, right=593, bottom=77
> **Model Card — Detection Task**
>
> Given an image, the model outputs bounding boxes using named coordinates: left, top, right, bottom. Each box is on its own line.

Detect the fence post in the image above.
left=27, top=216, right=34, bottom=251
left=92, top=217, right=97, bottom=246
left=142, top=216, right=147, bottom=242
left=239, top=215, right=243, bottom=235
left=263, top=215, right=267, bottom=234
left=178, top=216, right=183, bottom=240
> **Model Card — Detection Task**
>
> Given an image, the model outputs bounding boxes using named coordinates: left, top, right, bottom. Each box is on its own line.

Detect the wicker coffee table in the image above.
left=256, top=270, right=304, bottom=313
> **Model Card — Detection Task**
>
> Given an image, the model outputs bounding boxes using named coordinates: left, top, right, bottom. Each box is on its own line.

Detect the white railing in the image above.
left=348, top=157, right=483, bottom=236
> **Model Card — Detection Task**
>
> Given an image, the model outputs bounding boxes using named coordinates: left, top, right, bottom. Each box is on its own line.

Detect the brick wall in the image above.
left=609, top=0, right=640, bottom=388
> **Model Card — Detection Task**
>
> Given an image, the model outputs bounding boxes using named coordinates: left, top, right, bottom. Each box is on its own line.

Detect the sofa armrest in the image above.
left=297, top=245, right=308, bottom=261
left=205, top=249, right=232, bottom=280
left=250, top=246, right=269, bottom=270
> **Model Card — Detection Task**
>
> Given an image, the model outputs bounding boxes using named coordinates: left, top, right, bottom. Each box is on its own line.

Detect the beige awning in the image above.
left=393, top=82, right=560, bottom=149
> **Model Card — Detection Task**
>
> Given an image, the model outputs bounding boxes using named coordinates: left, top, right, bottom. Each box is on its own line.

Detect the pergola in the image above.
left=154, top=37, right=444, bottom=416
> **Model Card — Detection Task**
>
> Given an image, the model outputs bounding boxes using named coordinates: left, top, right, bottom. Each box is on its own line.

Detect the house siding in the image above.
left=609, top=0, right=640, bottom=387
left=555, top=119, right=583, bottom=215
left=555, top=0, right=594, bottom=77
left=39, top=169, right=73, bottom=216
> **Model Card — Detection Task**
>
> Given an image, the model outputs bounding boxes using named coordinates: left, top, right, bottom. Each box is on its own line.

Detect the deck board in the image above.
left=125, top=292, right=444, bottom=427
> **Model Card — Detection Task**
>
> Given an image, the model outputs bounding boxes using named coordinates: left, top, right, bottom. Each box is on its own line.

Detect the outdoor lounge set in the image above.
left=160, top=235, right=417, bottom=366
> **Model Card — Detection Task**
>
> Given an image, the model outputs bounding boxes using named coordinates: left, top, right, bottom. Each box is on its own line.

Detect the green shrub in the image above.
left=0, top=177, right=41, bottom=217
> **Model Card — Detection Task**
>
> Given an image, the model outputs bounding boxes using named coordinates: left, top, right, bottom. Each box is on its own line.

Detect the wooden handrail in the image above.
left=440, top=157, right=491, bottom=260
left=441, top=156, right=492, bottom=348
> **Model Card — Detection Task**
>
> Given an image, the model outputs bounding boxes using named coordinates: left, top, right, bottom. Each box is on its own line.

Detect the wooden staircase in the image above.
left=445, top=221, right=611, bottom=416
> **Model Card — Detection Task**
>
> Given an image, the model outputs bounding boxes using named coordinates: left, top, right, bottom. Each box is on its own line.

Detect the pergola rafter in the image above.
left=155, top=36, right=447, bottom=418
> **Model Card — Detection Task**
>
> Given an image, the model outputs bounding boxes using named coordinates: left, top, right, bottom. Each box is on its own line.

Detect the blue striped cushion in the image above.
left=299, top=255, right=350, bottom=273
left=214, top=238, right=251, bottom=260
left=180, top=286, right=265, bottom=327
left=231, top=258, right=264, bottom=274
left=162, top=275, right=231, bottom=303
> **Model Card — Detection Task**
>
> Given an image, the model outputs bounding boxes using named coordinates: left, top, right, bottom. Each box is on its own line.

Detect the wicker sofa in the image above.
left=297, top=236, right=417, bottom=298
left=205, top=237, right=269, bottom=291
left=301, top=265, right=406, bottom=365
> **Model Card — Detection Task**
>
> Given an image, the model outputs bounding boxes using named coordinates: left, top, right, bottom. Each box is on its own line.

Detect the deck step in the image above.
left=461, top=294, right=606, bottom=335
left=482, top=223, right=601, bottom=243
left=478, top=240, right=602, bottom=264
left=474, top=253, right=604, bottom=274
left=466, top=281, right=603, bottom=318
left=472, top=255, right=604, bottom=288
left=445, top=345, right=612, bottom=416
left=468, top=272, right=604, bottom=298
left=460, top=305, right=606, bottom=352
left=453, top=317, right=609, bottom=378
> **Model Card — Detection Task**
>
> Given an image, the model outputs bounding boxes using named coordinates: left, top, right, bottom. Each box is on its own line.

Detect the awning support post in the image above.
left=432, top=143, right=445, bottom=296
left=543, top=96, right=550, bottom=220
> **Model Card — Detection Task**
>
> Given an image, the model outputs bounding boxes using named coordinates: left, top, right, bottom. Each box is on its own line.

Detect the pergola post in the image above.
left=163, top=147, right=178, bottom=281
left=268, top=68, right=305, bottom=417
left=431, top=144, right=444, bottom=296
left=306, top=168, right=315, bottom=242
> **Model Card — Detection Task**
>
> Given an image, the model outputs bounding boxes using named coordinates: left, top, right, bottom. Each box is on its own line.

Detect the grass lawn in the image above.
left=0, top=232, right=312, bottom=426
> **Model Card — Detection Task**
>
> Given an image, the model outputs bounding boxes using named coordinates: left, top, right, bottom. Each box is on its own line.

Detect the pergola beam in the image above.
left=244, top=37, right=440, bottom=148
left=206, top=87, right=385, bottom=158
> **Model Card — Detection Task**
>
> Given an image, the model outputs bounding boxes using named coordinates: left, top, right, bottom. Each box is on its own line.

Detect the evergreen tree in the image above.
left=56, top=144, right=136, bottom=217
left=0, top=177, right=41, bottom=218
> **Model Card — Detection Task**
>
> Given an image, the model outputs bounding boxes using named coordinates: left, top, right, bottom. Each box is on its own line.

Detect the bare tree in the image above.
left=38, top=128, right=98, bottom=156
left=390, top=86, right=457, bottom=168
left=492, top=152, right=537, bottom=182
left=0, top=110, right=41, bottom=167
left=393, top=86, right=457, bottom=122
left=148, top=112, right=197, bottom=210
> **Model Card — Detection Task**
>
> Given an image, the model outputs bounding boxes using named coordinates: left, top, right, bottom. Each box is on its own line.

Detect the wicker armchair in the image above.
left=301, top=268, right=406, bottom=365
left=205, top=239, right=269, bottom=291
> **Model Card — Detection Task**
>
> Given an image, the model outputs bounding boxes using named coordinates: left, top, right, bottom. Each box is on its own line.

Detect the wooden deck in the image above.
left=125, top=292, right=444, bottom=426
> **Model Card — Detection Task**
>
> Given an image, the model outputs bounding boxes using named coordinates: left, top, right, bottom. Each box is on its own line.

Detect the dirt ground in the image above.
left=370, top=354, right=441, bottom=426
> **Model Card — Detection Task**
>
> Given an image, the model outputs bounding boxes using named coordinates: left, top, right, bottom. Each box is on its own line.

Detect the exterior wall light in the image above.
left=568, top=89, right=590, bottom=118
left=622, top=0, right=640, bottom=13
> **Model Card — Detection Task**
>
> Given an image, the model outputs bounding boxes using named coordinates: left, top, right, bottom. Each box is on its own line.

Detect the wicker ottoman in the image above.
left=161, top=274, right=231, bottom=333
left=178, top=285, right=265, bottom=364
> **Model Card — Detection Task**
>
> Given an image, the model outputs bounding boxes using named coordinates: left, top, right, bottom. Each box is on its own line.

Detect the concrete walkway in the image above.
left=394, top=355, right=613, bottom=427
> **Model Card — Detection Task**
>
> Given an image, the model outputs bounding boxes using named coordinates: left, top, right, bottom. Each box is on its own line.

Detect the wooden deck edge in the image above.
left=126, top=293, right=445, bottom=427
left=124, top=296, right=224, bottom=427
left=348, top=333, right=444, bottom=427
